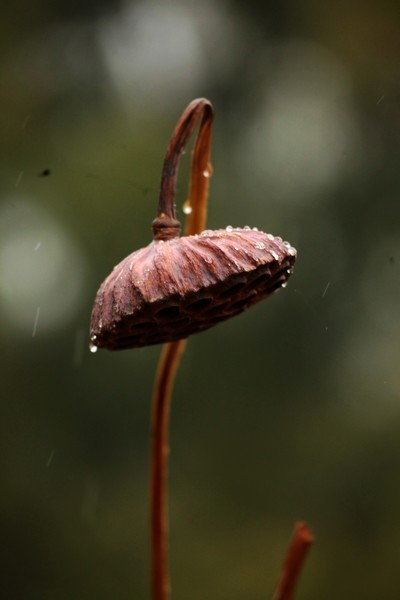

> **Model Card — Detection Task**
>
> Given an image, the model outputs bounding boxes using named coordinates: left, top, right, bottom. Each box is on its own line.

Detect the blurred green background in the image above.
left=1, top=1, right=400, bottom=598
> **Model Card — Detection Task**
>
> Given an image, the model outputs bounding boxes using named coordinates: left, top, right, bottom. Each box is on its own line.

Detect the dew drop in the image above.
left=226, top=225, right=233, bottom=232
left=203, top=163, right=213, bottom=178
left=89, top=343, right=98, bottom=353
left=270, top=251, right=279, bottom=260
left=281, top=282, right=288, bottom=288
left=267, top=234, right=274, bottom=241
left=244, top=225, right=251, bottom=230
left=252, top=227, right=259, bottom=231
left=183, top=200, right=192, bottom=215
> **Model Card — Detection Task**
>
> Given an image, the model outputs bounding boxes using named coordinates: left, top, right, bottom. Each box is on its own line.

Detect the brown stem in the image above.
left=150, top=339, right=186, bottom=600
left=272, top=521, right=314, bottom=600
left=184, top=102, right=213, bottom=236
left=150, top=99, right=214, bottom=600
left=152, top=98, right=214, bottom=241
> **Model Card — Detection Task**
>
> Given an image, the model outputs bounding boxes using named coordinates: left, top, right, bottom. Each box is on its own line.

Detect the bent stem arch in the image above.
left=152, top=98, right=214, bottom=242
left=150, top=99, right=214, bottom=600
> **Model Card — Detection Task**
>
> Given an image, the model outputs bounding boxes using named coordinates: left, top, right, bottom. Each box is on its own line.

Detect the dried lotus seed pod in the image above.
left=90, top=99, right=296, bottom=351
left=90, top=228, right=296, bottom=350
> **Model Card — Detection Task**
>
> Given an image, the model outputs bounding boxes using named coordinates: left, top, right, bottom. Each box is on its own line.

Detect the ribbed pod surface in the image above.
left=90, top=227, right=296, bottom=350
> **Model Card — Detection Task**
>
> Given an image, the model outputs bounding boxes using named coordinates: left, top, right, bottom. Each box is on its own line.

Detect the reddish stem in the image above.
left=150, top=339, right=186, bottom=600
left=184, top=103, right=213, bottom=236
left=150, top=99, right=214, bottom=600
left=272, top=521, right=314, bottom=600
left=153, top=98, right=214, bottom=240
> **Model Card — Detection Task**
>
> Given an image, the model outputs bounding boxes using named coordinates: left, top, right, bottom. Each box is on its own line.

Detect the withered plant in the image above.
left=90, top=98, right=312, bottom=600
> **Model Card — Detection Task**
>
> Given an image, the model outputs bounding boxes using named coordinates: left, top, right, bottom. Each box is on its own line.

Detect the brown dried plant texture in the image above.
left=90, top=227, right=296, bottom=350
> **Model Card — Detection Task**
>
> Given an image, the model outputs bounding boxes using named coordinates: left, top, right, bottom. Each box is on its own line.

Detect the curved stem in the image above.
left=150, top=339, right=187, bottom=600
left=150, top=99, right=214, bottom=600
left=153, top=98, right=214, bottom=240
left=185, top=103, right=213, bottom=237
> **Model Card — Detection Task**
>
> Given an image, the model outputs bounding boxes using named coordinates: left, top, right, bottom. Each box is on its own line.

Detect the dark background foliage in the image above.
left=1, top=1, right=400, bottom=598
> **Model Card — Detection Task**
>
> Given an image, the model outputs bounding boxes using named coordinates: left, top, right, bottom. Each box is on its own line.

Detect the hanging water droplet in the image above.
left=226, top=225, right=233, bottom=232
left=281, top=282, right=287, bottom=288
left=203, top=163, right=213, bottom=178
left=89, top=343, right=98, bottom=353
left=270, top=251, right=279, bottom=260
left=183, top=200, right=192, bottom=215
